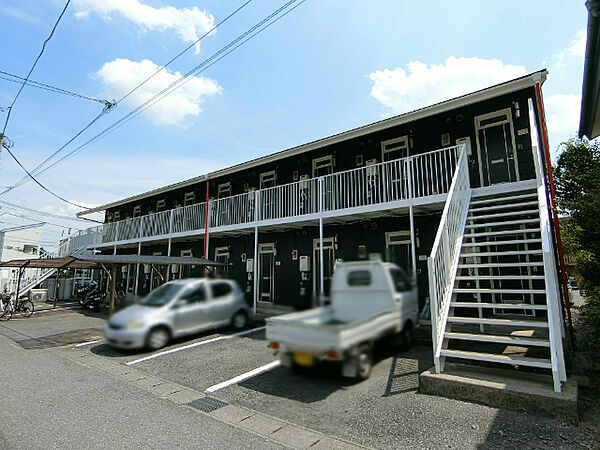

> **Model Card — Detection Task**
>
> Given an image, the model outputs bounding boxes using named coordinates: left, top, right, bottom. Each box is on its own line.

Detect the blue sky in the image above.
left=0, top=0, right=588, bottom=245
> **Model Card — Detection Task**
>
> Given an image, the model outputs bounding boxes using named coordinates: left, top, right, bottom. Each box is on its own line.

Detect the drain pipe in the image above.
left=202, top=179, right=210, bottom=277
left=534, top=79, right=573, bottom=331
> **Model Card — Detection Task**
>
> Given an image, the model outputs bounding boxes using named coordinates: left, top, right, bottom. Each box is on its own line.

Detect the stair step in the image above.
left=464, top=228, right=541, bottom=239
left=440, top=349, right=552, bottom=369
left=444, top=332, right=550, bottom=347
left=456, top=275, right=546, bottom=281
left=470, top=193, right=537, bottom=206
left=466, top=218, right=539, bottom=229
left=467, top=210, right=540, bottom=221
left=453, top=288, right=546, bottom=295
left=460, top=250, right=542, bottom=258
left=469, top=201, right=539, bottom=213
left=451, top=301, right=546, bottom=310
left=458, top=262, right=544, bottom=268
left=447, top=316, right=549, bottom=327
left=462, top=238, right=542, bottom=247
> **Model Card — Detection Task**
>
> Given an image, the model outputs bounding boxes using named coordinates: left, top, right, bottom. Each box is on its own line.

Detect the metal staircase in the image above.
left=439, top=188, right=564, bottom=384
left=13, top=240, right=91, bottom=297
left=428, top=143, right=567, bottom=392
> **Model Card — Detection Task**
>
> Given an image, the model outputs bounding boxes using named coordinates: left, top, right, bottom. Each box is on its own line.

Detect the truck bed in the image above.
left=266, top=306, right=402, bottom=353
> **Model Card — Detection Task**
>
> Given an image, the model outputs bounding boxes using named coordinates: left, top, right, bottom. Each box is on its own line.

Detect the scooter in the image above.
left=76, top=281, right=98, bottom=306
left=82, top=287, right=106, bottom=312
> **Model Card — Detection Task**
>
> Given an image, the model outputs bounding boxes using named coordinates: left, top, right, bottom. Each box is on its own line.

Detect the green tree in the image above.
left=554, top=137, right=600, bottom=337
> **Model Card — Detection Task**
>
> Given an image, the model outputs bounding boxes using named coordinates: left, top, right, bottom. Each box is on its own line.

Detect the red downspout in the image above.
left=202, top=179, right=210, bottom=276
left=534, top=81, right=573, bottom=331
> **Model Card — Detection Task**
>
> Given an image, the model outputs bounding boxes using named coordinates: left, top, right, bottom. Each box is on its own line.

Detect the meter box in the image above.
left=299, top=255, right=311, bottom=272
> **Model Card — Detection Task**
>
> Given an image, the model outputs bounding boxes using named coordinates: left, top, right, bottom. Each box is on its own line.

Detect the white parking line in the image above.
left=125, top=326, right=266, bottom=366
left=74, top=339, right=102, bottom=347
left=204, top=361, right=281, bottom=393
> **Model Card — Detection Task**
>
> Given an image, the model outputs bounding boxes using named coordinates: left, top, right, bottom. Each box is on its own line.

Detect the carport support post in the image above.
left=109, top=266, right=117, bottom=315
left=14, top=265, right=25, bottom=306
left=53, top=270, right=59, bottom=309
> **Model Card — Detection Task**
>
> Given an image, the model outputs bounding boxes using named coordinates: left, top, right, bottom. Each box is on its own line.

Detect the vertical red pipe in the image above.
left=202, top=179, right=210, bottom=276
left=534, top=82, right=573, bottom=330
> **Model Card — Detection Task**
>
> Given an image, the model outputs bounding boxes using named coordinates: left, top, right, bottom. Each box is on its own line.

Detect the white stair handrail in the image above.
left=532, top=142, right=567, bottom=392
left=427, top=144, right=471, bottom=372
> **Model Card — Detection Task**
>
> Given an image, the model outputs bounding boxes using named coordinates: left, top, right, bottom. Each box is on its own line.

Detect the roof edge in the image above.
left=79, top=69, right=547, bottom=217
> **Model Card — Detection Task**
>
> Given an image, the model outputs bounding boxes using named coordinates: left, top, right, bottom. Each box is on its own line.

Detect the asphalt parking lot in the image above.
left=2, top=304, right=598, bottom=449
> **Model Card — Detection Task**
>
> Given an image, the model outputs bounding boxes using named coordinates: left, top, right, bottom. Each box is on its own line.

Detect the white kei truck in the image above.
left=266, top=261, right=418, bottom=380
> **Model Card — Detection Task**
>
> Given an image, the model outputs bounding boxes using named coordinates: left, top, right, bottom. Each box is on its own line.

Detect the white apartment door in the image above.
left=313, top=237, right=335, bottom=295
left=386, top=231, right=412, bottom=275
left=258, top=243, right=276, bottom=303
left=475, top=109, right=519, bottom=186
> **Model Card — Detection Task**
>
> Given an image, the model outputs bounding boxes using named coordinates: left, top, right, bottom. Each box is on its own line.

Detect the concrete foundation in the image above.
left=420, top=363, right=579, bottom=424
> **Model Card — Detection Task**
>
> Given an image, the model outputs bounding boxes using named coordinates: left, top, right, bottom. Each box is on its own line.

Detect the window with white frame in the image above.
left=381, top=136, right=409, bottom=162
left=217, top=182, right=232, bottom=198
left=259, top=171, right=277, bottom=189
left=132, top=206, right=141, bottom=217
left=312, top=155, right=333, bottom=177
left=156, top=199, right=166, bottom=212
left=215, top=246, right=230, bottom=275
left=184, top=191, right=196, bottom=206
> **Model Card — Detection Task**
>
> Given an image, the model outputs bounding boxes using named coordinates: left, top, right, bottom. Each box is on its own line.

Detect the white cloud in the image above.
left=544, top=93, right=581, bottom=150
left=73, top=0, right=215, bottom=53
left=369, top=56, right=527, bottom=114
left=554, top=29, right=586, bottom=69
left=96, top=58, right=222, bottom=127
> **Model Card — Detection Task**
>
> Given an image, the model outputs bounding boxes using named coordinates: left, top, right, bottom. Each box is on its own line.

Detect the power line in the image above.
left=0, top=0, right=252, bottom=197
left=6, top=0, right=308, bottom=193
left=0, top=0, right=85, bottom=211
left=0, top=200, right=101, bottom=224
left=0, top=70, right=110, bottom=105
left=2, top=0, right=71, bottom=136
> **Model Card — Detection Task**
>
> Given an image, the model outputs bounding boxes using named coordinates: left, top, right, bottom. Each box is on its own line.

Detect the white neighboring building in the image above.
left=0, top=223, right=45, bottom=291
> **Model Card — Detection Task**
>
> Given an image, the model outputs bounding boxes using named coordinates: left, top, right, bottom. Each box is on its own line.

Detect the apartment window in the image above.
left=156, top=199, right=166, bottom=212
left=312, top=155, right=333, bottom=177
left=259, top=171, right=277, bottom=189
left=184, top=191, right=196, bottom=206
left=381, top=136, right=409, bottom=162
left=215, top=246, right=230, bottom=276
left=113, top=211, right=121, bottom=221
left=217, top=182, right=232, bottom=198
left=132, top=206, right=141, bottom=217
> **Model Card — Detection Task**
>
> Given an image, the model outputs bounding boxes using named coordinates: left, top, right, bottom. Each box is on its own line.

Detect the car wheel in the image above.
left=231, top=310, right=247, bottom=330
left=146, top=327, right=170, bottom=351
left=356, top=345, right=372, bottom=381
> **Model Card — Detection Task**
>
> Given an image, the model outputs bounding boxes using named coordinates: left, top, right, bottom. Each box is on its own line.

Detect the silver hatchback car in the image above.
left=104, top=278, right=250, bottom=350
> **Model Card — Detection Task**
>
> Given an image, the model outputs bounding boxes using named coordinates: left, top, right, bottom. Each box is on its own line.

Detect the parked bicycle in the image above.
left=0, top=290, right=34, bottom=320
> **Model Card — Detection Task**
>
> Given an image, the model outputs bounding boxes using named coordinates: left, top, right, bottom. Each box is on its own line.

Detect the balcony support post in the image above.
left=253, top=190, right=260, bottom=315
left=407, top=159, right=418, bottom=281
left=318, top=178, right=324, bottom=304
left=167, top=209, right=173, bottom=257
left=134, top=241, right=141, bottom=295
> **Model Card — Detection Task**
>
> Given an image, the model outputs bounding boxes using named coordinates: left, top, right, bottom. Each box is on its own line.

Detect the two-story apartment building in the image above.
left=78, top=69, right=570, bottom=392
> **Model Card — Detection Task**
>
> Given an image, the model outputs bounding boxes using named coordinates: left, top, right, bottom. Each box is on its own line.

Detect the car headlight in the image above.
left=126, top=318, right=146, bottom=329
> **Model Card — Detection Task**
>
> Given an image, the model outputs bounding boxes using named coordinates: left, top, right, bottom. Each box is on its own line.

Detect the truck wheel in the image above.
left=356, top=345, right=372, bottom=380
left=400, top=324, right=414, bottom=351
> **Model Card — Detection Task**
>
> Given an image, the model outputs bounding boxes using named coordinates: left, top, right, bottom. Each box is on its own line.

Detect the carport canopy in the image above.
left=0, top=254, right=228, bottom=312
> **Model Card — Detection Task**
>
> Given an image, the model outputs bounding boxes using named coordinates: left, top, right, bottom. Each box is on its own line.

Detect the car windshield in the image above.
left=139, top=283, right=185, bottom=307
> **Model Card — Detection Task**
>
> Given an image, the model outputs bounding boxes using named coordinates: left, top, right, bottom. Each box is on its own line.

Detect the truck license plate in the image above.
left=293, top=352, right=315, bottom=367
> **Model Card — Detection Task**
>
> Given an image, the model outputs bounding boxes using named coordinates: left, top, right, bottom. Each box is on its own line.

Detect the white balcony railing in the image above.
left=93, top=145, right=462, bottom=245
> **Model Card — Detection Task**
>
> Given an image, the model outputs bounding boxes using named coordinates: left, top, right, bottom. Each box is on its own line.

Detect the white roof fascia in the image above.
left=78, top=70, right=546, bottom=217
